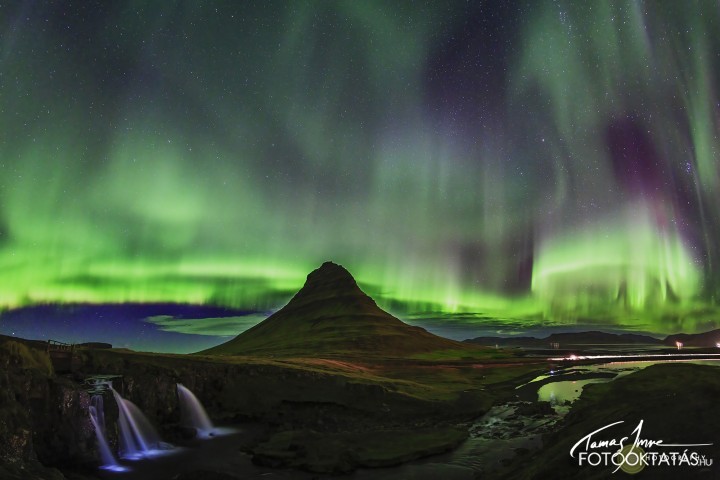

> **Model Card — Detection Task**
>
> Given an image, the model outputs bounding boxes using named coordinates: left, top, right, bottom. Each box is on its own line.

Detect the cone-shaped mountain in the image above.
left=201, top=262, right=468, bottom=356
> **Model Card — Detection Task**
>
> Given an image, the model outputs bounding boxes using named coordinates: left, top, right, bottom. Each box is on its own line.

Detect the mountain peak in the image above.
left=200, top=262, right=469, bottom=356
left=306, top=261, right=355, bottom=284
left=320, top=260, right=343, bottom=269
left=289, top=261, right=367, bottom=308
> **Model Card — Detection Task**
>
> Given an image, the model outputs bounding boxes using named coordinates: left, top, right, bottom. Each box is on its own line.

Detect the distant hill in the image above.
left=77, top=342, right=112, bottom=349
left=200, top=262, right=470, bottom=356
left=464, top=330, right=662, bottom=347
left=0, top=335, right=112, bottom=351
left=664, top=328, right=720, bottom=348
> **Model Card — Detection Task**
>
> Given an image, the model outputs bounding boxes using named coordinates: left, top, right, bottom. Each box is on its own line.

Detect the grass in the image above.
left=499, top=363, right=720, bottom=479
left=81, top=346, right=547, bottom=407
left=407, top=347, right=522, bottom=362
left=0, top=339, right=53, bottom=375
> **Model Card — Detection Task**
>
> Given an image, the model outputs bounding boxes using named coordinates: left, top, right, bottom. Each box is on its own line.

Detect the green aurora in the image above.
left=1, top=1, right=719, bottom=335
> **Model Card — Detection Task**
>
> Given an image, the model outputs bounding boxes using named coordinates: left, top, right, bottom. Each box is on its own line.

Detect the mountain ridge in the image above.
left=464, top=330, right=663, bottom=347
left=664, top=328, right=720, bottom=348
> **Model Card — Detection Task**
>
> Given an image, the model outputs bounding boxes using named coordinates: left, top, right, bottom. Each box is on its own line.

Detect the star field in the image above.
left=0, top=1, right=719, bottom=347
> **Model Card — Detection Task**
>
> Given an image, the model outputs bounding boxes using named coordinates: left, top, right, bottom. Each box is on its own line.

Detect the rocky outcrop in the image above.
left=0, top=340, right=96, bottom=480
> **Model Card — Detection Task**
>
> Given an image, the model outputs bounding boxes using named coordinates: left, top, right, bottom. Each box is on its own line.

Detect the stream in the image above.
left=349, top=357, right=720, bottom=479
left=87, top=358, right=720, bottom=480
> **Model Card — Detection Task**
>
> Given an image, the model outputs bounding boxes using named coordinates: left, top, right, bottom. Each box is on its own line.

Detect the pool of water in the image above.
left=92, top=424, right=317, bottom=480
left=534, top=358, right=720, bottom=406
left=537, top=378, right=613, bottom=404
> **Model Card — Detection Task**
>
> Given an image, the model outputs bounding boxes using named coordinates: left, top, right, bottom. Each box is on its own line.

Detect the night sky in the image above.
left=1, top=1, right=719, bottom=350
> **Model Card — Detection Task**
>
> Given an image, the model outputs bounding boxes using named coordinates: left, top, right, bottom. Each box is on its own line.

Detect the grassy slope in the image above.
left=201, top=262, right=474, bottom=357
left=85, top=346, right=545, bottom=406
left=0, top=338, right=66, bottom=480
left=500, top=363, right=720, bottom=480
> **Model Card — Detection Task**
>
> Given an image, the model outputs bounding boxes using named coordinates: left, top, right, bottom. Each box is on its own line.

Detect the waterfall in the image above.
left=110, top=387, right=167, bottom=459
left=88, top=394, right=127, bottom=472
left=177, top=384, right=214, bottom=437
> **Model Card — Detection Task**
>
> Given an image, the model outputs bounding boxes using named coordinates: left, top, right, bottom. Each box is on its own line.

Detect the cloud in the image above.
left=144, top=313, right=268, bottom=336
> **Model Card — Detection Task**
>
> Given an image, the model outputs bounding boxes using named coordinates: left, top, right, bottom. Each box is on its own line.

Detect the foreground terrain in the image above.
left=0, top=334, right=545, bottom=479
left=2, top=334, right=720, bottom=479
left=498, top=363, right=720, bottom=479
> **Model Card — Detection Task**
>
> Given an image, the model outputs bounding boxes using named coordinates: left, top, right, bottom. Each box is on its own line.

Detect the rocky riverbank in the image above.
left=497, top=363, right=720, bottom=479
left=0, top=339, right=96, bottom=480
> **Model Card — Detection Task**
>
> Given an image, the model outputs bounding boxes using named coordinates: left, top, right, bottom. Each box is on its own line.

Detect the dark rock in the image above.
left=514, top=401, right=555, bottom=417
left=173, top=469, right=241, bottom=480
left=0, top=340, right=93, bottom=479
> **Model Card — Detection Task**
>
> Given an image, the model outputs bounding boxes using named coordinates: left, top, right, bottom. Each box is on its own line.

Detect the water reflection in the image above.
left=538, top=378, right=613, bottom=405
left=536, top=358, right=720, bottom=407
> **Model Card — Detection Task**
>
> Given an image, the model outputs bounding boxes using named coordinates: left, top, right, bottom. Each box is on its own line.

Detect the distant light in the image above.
left=716, top=342, right=720, bottom=349
left=676, top=341, right=683, bottom=350
left=548, top=353, right=720, bottom=361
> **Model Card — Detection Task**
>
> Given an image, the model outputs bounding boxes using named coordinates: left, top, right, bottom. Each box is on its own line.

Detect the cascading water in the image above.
left=88, top=394, right=127, bottom=472
left=177, top=383, right=215, bottom=437
left=111, top=387, right=168, bottom=459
